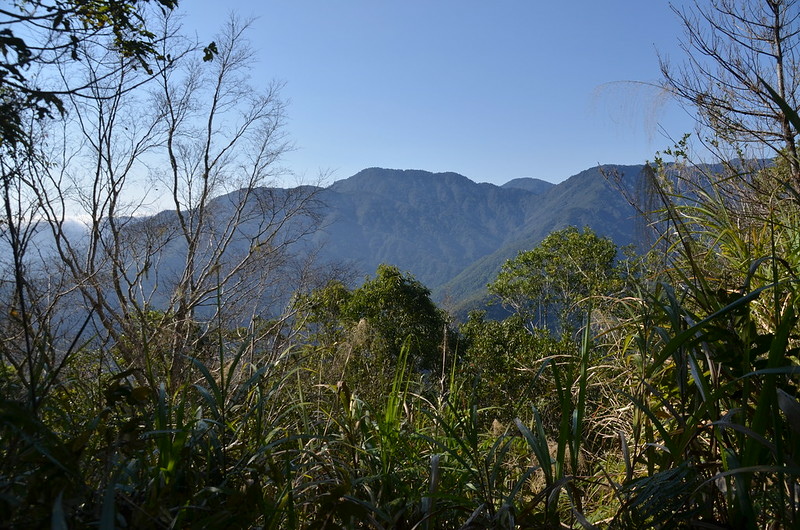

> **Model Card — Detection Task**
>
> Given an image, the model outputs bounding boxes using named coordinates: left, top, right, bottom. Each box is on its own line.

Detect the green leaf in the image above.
left=203, top=41, right=218, bottom=62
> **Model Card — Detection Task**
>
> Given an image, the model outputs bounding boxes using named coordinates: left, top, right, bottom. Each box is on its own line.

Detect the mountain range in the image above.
left=14, top=164, right=648, bottom=320
left=301, top=164, right=646, bottom=315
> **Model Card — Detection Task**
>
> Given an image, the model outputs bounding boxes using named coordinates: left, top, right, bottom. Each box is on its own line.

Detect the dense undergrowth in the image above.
left=3, top=2, right=800, bottom=527
left=3, top=152, right=800, bottom=529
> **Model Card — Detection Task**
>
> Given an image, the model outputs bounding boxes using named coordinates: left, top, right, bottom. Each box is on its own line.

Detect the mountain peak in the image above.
left=331, top=167, right=471, bottom=189
left=501, top=177, right=554, bottom=194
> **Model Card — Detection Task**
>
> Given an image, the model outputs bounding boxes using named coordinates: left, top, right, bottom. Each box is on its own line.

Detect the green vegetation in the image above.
left=3, top=1, right=800, bottom=528
left=295, top=264, right=452, bottom=405
left=489, top=226, right=623, bottom=334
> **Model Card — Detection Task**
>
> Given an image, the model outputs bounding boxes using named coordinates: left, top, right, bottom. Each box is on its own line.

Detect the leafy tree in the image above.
left=294, top=278, right=353, bottom=356
left=0, top=0, right=182, bottom=149
left=489, top=226, right=621, bottom=334
left=345, top=264, right=449, bottom=373
left=295, top=265, right=451, bottom=403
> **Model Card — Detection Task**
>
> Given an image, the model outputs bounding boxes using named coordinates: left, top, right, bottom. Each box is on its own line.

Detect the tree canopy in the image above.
left=0, top=0, right=179, bottom=147
left=299, top=264, right=449, bottom=373
left=489, top=226, right=620, bottom=333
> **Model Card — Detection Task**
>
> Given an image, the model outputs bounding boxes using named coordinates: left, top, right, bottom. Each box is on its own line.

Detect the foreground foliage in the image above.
left=3, top=190, right=800, bottom=527
left=3, top=1, right=800, bottom=528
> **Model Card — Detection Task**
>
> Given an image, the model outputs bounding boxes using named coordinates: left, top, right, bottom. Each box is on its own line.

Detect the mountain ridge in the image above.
left=301, top=165, right=642, bottom=315
left=19, top=165, right=645, bottom=319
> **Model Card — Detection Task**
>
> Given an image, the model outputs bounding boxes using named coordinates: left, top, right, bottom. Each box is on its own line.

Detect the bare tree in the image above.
left=662, top=0, right=800, bottom=184
left=0, top=118, right=84, bottom=410
left=0, top=0, right=185, bottom=413
left=149, top=15, right=321, bottom=383
left=8, top=13, right=321, bottom=390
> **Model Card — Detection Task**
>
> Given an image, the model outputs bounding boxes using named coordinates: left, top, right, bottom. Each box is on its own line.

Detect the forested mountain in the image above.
left=309, top=168, right=540, bottom=290
left=304, top=165, right=643, bottom=313
left=16, top=165, right=645, bottom=317
left=501, top=177, right=555, bottom=194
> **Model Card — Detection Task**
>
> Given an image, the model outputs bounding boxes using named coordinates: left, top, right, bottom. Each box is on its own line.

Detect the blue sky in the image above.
left=183, top=1, right=697, bottom=185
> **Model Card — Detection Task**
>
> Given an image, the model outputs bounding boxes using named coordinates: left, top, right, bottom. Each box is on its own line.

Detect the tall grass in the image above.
left=606, top=152, right=800, bottom=528
left=4, top=151, right=800, bottom=527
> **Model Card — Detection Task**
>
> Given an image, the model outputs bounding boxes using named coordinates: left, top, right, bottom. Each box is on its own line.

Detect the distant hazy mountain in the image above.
left=308, top=168, right=545, bottom=292
left=434, top=165, right=644, bottom=315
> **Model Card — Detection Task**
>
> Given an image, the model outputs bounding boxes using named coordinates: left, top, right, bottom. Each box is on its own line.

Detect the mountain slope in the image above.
left=303, top=165, right=643, bottom=315
left=309, top=168, right=545, bottom=289
left=433, top=165, right=643, bottom=313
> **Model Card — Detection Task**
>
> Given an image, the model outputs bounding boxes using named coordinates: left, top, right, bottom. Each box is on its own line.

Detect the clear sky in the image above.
left=182, top=1, right=697, bottom=185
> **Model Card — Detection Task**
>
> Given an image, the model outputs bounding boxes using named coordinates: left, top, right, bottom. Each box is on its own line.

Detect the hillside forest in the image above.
left=2, top=1, right=800, bottom=528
